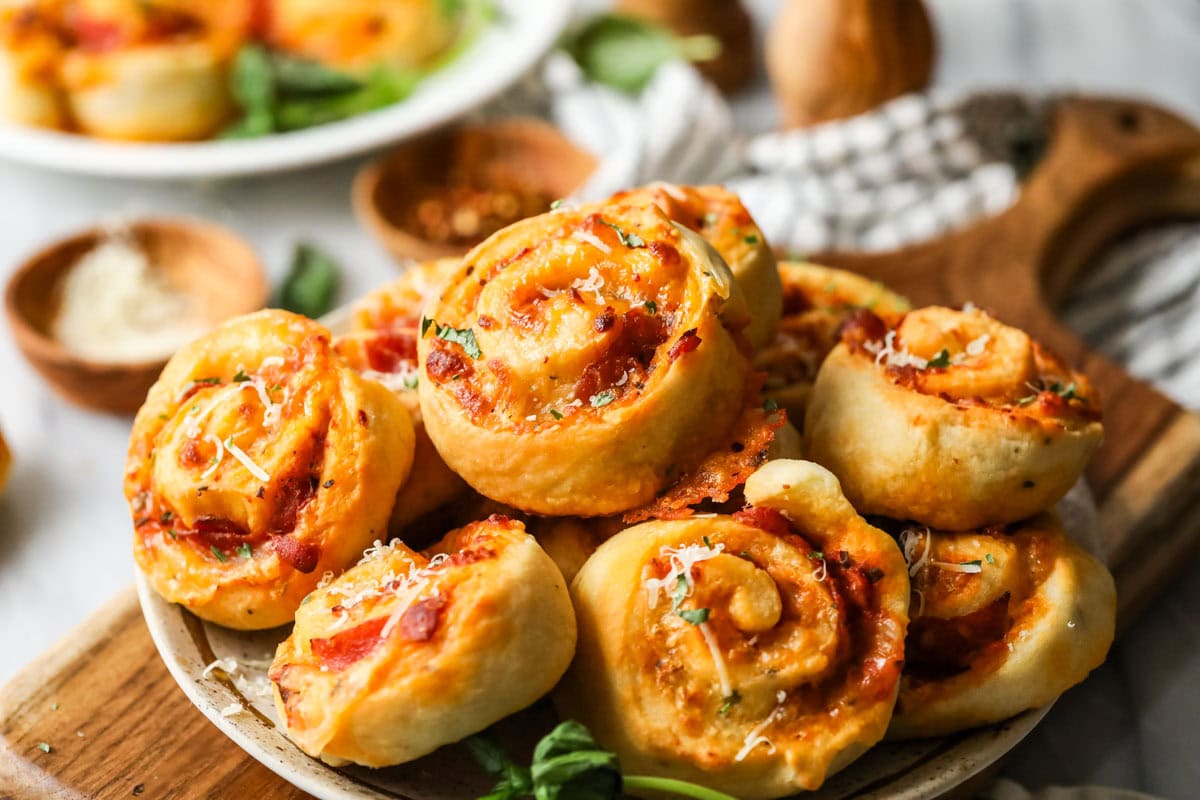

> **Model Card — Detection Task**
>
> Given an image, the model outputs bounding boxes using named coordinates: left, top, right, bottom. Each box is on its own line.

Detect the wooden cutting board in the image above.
left=4, top=96, right=1200, bottom=799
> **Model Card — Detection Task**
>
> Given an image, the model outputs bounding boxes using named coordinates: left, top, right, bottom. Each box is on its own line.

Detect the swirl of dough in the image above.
left=127, top=310, right=415, bottom=629
left=754, top=262, right=909, bottom=430
left=603, top=183, right=783, bottom=350
left=417, top=200, right=754, bottom=516
left=269, top=514, right=576, bottom=767
left=888, top=513, right=1115, bottom=739
left=335, top=261, right=469, bottom=532
left=806, top=306, right=1104, bottom=530
left=556, top=460, right=909, bottom=797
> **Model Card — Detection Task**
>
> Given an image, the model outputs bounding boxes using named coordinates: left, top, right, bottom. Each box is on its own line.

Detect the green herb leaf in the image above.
left=743, top=234, right=760, bottom=246
left=421, top=317, right=435, bottom=336
left=194, top=377, right=222, bottom=385
left=237, top=543, right=253, bottom=560
left=926, top=349, right=952, bottom=368
left=808, top=551, right=824, bottom=561
left=230, top=44, right=275, bottom=116
left=530, top=722, right=621, bottom=800
left=278, top=243, right=340, bottom=319
left=598, top=219, right=645, bottom=248
left=549, top=409, right=564, bottom=420
left=274, top=66, right=420, bottom=131
left=271, top=53, right=361, bottom=96
left=36, top=742, right=51, bottom=753
left=590, top=390, right=616, bottom=407
left=465, top=733, right=534, bottom=800
left=211, top=546, right=228, bottom=563
left=671, top=573, right=688, bottom=611
left=434, top=322, right=482, bottom=359
left=644, top=300, right=657, bottom=314
left=403, top=374, right=419, bottom=390
left=702, top=535, right=712, bottom=549
left=985, top=553, right=996, bottom=564
left=563, top=14, right=721, bottom=94
left=678, top=607, right=710, bottom=625
left=1050, top=381, right=1082, bottom=401
left=717, top=691, right=742, bottom=716
left=233, top=368, right=251, bottom=383
left=763, top=397, right=779, bottom=412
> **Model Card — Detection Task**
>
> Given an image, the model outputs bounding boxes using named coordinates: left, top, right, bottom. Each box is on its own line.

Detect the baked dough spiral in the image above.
left=269, top=514, right=576, bottom=767
left=806, top=306, right=1104, bottom=530
left=335, top=260, right=468, bottom=532
left=557, top=459, right=909, bottom=797
left=754, top=262, right=909, bottom=429
left=603, top=184, right=783, bottom=351
left=888, top=513, right=1115, bottom=739
left=127, top=310, right=415, bottom=629
left=417, top=200, right=754, bottom=516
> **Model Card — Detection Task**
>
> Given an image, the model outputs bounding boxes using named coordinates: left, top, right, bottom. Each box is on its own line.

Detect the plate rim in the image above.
left=0, top=0, right=572, bottom=180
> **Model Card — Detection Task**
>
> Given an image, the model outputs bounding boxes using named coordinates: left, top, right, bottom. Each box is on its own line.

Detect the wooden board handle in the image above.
left=815, top=97, right=1200, bottom=627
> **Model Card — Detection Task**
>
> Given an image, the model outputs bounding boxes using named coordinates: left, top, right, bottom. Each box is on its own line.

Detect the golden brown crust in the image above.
left=605, top=183, right=782, bottom=350
left=127, top=310, right=415, bottom=629
left=269, top=514, right=577, bottom=767
left=888, top=512, right=1115, bottom=739
left=557, top=459, right=909, bottom=797
left=806, top=306, right=1104, bottom=530
left=417, top=200, right=754, bottom=516
left=754, top=262, right=910, bottom=430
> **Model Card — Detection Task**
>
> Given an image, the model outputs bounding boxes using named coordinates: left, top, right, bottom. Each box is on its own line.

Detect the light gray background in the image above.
left=1, top=1, right=1198, bottom=796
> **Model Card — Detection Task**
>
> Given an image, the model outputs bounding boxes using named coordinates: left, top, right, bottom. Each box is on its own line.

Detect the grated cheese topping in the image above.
left=199, top=434, right=225, bottom=480
left=643, top=542, right=725, bottom=608
left=571, top=266, right=608, bottom=303
left=734, top=699, right=787, bottom=762
left=219, top=702, right=245, bottom=718
left=899, top=528, right=932, bottom=577
left=361, top=364, right=419, bottom=393
left=226, top=439, right=270, bottom=482
left=572, top=230, right=612, bottom=256
left=201, top=657, right=238, bottom=679
left=698, top=621, right=734, bottom=699
left=866, top=331, right=992, bottom=370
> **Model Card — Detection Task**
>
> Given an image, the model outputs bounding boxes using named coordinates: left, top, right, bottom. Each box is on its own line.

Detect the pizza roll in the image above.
left=806, top=306, right=1104, bottom=530
left=557, top=460, right=909, bottom=797
left=0, top=5, right=68, bottom=129
left=351, top=258, right=460, bottom=334
left=266, top=0, right=460, bottom=73
left=269, top=514, right=576, bottom=767
left=754, top=262, right=909, bottom=429
left=889, top=513, right=1115, bottom=739
left=606, top=183, right=783, bottom=351
left=127, top=310, right=415, bottom=629
left=417, top=200, right=754, bottom=516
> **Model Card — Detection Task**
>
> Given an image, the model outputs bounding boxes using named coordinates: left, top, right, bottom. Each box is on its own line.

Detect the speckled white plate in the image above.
left=0, top=0, right=570, bottom=180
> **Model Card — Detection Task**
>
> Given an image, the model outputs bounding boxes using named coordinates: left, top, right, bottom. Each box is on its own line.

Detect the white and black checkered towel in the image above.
left=498, top=53, right=1199, bottom=410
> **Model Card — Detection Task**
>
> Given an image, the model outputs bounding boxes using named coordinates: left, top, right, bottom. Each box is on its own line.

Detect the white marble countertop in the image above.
left=2, top=1, right=1199, bottom=797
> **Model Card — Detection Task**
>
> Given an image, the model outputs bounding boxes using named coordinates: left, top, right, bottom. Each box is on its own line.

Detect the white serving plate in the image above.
left=0, top=0, right=571, bottom=180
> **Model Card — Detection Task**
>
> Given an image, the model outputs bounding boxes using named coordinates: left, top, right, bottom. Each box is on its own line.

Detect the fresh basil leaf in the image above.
left=231, top=44, right=275, bottom=112
left=220, top=107, right=275, bottom=139
left=926, top=349, right=952, bottom=368
left=677, top=607, right=710, bottom=625
left=530, top=722, right=621, bottom=800
left=270, top=53, right=361, bottom=96
left=563, top=14, right=720, bottom=94
left=435, top=323, right=482, bottom=359
left=274, top=66, right=419, bottom=131
left=278, top=243, right=340, bottom=319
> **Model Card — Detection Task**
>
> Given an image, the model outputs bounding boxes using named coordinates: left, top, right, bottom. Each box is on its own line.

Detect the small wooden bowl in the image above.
left=4, top=218, right=269, bottom=415
left=353, top=117, right=597, bottom=264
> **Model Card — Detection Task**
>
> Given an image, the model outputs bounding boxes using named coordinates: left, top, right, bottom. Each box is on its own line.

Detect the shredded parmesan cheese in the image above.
left=812, top=557, right=828, bottom=582
left=570, top=266, right=608, bottom=303
left=378, top=553, right=453, bottom=639
left=643, top=543, right=725, bottom=608
left=931, top=560, right=983, bottom=574
left=899, top=528, right=932, bottom=577
left=361, top=365, right=418, bottom=392
left=202, top=657, right=238, bottom=679
left=226, top=439, right=270, bottom=482
left=964, top=334, right=991, bottom=357
left=572, top=230, right=612, bottom=256
left=219, top=702, right=245, bottom=718
left=199, top=434, right=225, bottom=479
left=735, top=705, right=785, bottom=762
left=698, top=621, right=734, bottom=699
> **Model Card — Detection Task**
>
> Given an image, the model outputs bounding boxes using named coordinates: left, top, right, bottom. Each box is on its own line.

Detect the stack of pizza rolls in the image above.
left=126, top=183, right=1116, bottom=796
left=804, top=303, right=1115, bottom=739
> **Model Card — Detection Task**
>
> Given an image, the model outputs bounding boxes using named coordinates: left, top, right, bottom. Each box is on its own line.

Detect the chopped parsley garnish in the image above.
left=985, top=553, right=996, bottom=564
left=211, top=546, right=228, bottom=563
left=702, top=535, right=713, bottom=549
left=926, top=349, right=952, bottom=368
left=1049, top=381, right=1082, bottom=401
left=232, top=368, right=251, bottom=383
left=808, top=551, right=824, bottom=561
left=167, top=529, right=178, bottom=540
left=763, top=397, right=779, bottom=412
left=157, top=413, right=169, bottom=421
left=160, top=510, right=174, bottom=524
left=644, top=300, right=657, bottom=314
left=599, top=219, right=645, bottom=248
left=744, top=234, right=760, bottom=245
left=718, top=691, right=742, bottom=716
left=671, top=574, right=688, bottom=611
left=550, top=199, right=564, bottom=210
left=590, top=389, right=616, bottom=407
left=425, top=319, right=482, bottom=359
left=194, top=377, right=221, bottom=385
left=402, top=374, right=419, bottom=390
left=237, top=543, right=253, bottom=559
left=36, top=742, right=51, bottom=753
left=549, top=409, right=564, bottom=420
left=678, top=607, right=710, bottom=625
